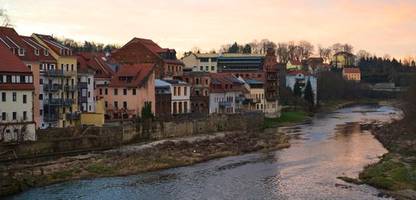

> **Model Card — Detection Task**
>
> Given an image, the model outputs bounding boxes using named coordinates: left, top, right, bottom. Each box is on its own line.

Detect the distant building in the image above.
left=286, top=60, right=303, bottom=71
left=104, top=64, right=156, bottom=119
left=0, top=44, right=36, bottom=142
left=305, top=57, right=325, bottom=74
left=239, top=78, right=265, bottom=112
left=262, top=49, right=281, bottom=118
left=217, top=53, right=265, bottom=80
left=342, top=67, right=361, bottom=81
left=182, top=71, right=210, bottom=114
left=286, top=70, right=318, bottom=104
left=155, top=79, right=172, bottom=119
left=163, top=79, right=191, bottom=115
left=209, top=73, right=246, bottom=114
left=112, top=38, right=184, bottom=79
left=332, top=52, right=356, bottom=68
left=182, top=53, right=219, bottom=73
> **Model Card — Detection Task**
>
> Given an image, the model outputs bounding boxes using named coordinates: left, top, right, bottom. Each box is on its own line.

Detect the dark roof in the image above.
left=77, top=52, right=114, bottom=78
left=217, top=55, right=264, bottom=72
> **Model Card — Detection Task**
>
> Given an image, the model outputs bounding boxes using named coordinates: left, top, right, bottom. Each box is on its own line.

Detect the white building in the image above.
left=286, top=71, right=318, bottom=104
left=77, top=70, right=95, bottom=113
left=0, top=44, right=36, bottom=142
left=239, top=78, right=266, bottom=112
left=209, top=74, right=246, bottom=114
left=182, top=53, right=219, bottom=73
left=163, top=79, right=191, bottom=114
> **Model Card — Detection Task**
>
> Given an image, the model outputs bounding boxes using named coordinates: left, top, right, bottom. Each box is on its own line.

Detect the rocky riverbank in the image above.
left=0, top=129, right=289, bottom=197
left=351, top=120, right=416, bottom=200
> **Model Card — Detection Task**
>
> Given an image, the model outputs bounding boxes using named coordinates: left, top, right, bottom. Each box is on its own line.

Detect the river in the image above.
left=8, top=105, right=402, bottom=200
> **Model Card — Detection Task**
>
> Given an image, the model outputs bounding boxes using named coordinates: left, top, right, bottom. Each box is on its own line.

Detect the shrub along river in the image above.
left=8, top=105, right=402, bottom=200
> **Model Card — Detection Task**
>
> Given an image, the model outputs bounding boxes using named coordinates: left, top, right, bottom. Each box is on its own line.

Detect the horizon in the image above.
left=2, top=0, right=416, bottom=59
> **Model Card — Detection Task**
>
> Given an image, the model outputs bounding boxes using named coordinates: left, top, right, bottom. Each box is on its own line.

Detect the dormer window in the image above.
left=44, top=50, right=49, bottom=56
left=34, top=49, right=40, bottom=56
left=18, top=48, right=25, bottom=56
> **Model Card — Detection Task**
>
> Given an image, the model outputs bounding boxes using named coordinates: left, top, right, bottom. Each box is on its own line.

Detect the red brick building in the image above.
left=182, top=71, right=211, bottom=114
left=112, top=38, right=184, bottom=79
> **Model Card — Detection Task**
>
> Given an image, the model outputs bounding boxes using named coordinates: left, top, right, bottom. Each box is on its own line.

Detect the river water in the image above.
left=8, top=105, right=402, bottom=200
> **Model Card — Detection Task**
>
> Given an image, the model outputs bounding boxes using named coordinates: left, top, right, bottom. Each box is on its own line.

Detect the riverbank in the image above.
left=358, top=121, right=416, bottom=200
left=0, top=129, right=290, bottom=197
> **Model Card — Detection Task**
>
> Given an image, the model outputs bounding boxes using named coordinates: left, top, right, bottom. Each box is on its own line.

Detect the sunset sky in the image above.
left=2, top=0, right=416, bottom=58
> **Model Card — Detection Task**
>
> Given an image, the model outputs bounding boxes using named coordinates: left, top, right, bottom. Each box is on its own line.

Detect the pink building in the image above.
left=103, top=64, right=156, bottom=119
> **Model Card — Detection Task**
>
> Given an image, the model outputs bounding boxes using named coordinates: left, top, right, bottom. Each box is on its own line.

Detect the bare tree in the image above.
left=191, top=46, right=202, bottom=54
left=298, top=40, right=314, bottom=60
left=343, top=44, right=354, bottom=53
left=0, top=9, right=12, bottom=27
left=318, top=45, right=332, bottom=63
left=276, top=43, right=289, bottom=63
left=356, top=50, right=371, bottom=60
left=331, top=43, right=344, bottom=54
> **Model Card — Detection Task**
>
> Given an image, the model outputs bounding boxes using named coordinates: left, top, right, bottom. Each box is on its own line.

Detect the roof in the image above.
left=194, top=53, right=220, bottom=58
left=343, top=67, right=361, bottom=74
left=77, top=52, right=114, bottom=78
left=210, top=73, right=245, bottom=93
left=155, top=79, right=171, bottom=88
left=163, top=79, right=188, bottom=85
left=33, top=33, right=72, bottom=56
left=221, top=53, right=264, bottom=57
left=0, top=44, right=32, bottom=74
left=109, top=63, right=155, bottom=88
left=0, top=27, right=55, bottom=62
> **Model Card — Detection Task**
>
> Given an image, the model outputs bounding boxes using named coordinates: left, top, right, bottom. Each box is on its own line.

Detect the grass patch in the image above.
left=86, top=163, right=114, bottom=175
left=264, top=111, right=307, bottom=128
left=360, top=155, right=416, bottom=190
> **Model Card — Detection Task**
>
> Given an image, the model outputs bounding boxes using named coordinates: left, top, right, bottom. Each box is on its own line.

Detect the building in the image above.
left=262, top=49, right=281, bottom=118
left=305, top=57, right=325, bottom=74
left=155, top=79, right=171, bottom=119
left=239, top=78, right=265, bottom=112
left=163, top=79, right=191, bottom=115
left=217, top=54, right=265, bottom=80
left=0, top=27, right=58, bottom=129
left=286, top=60, right=303, bottom=71
left=181, top=53, right=219, bottom=73
left=286, top=70, right=318, bottom=104
left=112, top=38, right=184, bottom=79
left=0, top=44, right=36, bottom=142
left=209, top=73, right=246, bottom=114
left=104, top=64, right=155, bottom=119
left=32, top=34, right=78, bottom=128
left=342, top=67, right=361, bottom=81
left=182, top=71, right=210, bottom=114
left=332, top=52, right=356, bottom=68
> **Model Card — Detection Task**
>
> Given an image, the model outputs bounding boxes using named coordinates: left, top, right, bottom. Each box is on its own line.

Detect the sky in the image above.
left=2, top=0, right=416, bottom=58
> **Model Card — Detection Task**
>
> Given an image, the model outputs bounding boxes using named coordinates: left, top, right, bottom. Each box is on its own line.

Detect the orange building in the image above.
left=103, top=63, right=156, bottom=119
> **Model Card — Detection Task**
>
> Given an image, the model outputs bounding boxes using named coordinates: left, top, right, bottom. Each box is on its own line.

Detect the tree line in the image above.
left=56, top=38, right=120, bottom=53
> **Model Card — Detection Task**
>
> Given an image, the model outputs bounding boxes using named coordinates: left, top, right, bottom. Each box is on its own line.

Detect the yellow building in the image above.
left=80, top=98, right=105, bottom=127
left=32, top=34, right=79, bottom=128
left=332, top=52, right=356, bottom=68
left=286, top=60, right=303, bottom=71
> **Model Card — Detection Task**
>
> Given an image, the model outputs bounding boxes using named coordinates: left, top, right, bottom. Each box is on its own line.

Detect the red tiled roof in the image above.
left=343, top=67, right=361, bottom=74
left=33, top=34, right=72, bottom=56
left=210, top=73, right=245, bottom=93
left=0, top=83, right=34, bottom=90
left=0, top=44, right=32, bottom=73
left=77, top=52, right=114, bottom=78
left=110, top=63, right=155, bottom=88
left=20, top=36, right=56, bottom=62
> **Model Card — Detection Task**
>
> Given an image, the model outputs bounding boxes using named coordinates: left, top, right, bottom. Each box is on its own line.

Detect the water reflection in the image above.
left=9, top=105, right=401, bottom=200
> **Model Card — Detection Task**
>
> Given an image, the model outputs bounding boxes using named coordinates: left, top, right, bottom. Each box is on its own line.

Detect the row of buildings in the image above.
left=0, top=26, right=362, bottom=142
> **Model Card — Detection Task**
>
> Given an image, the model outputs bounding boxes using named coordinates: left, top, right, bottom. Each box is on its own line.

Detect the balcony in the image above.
left=43, top=115, right=59, bottom=122
left=66, top=112, right=80, bottom=120
left=219, top=101, right=232, bottom=108
left=78, top=82, right=88, bottom=89
left=64, top=85, right=77, bottom=92
left=43, top=69, right=65, bottom=77
left=44, top=98, right=74, bottom=106
left=43, top=84, right=62, bottom=92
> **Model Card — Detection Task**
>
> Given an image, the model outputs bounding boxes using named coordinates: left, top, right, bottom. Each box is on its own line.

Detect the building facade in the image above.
left=155, top=79, right=172, bottom=119
left=209, top=73, right=246, bottom=114
left=103, top=64, right=155, bottom=119
left=217, top=54, right=265, bottom=81
left=342, top=67, right=361, bottom=81
left=0, top=44, right=36, bottom=142
left=286, top=70, right=318, bottom=104
left=163, top=79, right=191, bottom=115
left=182, top=71, right=210, bottom=114
left=181, top=53, right=219, bottom=73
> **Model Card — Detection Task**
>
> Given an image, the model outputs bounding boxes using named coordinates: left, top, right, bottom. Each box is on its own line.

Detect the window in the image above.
left=88, top=91, right=91, bottom=98
left=114, top=89, right=118, bottom=95
left=1, top=112, right=5, bottom=120
left=178, top=87, right=181, bottom=96
left=200, top=66, right=203, bottom=71
left=105, top=101, right=108, bottom=108
left=40, top=109, right=43, bottom=116
left=23, top=95, right=27, bottom=104
left=66, top=64, right=69, bottom=71
left=123, top=101, right=127, bottom=109
left=12, top=112, right=16, bottom=120
left=123, top=89, right=127, bottom=95
left=174, top=87, right=177, bottom=96
left=39, top=78, right=43, bottom=85
left=211, top=66, right=215, bottom=71
left=39, top=94, right=43, bottom=100
left=71, top=64, right=74, bottom=71
left=23, top=111, right=27, bottom=120
left=34, top=49, right=39, bottom=56
left=132, top=89, right=136, bottom=95
left=184, top=87, right=187, bottom=96
left=99, top=88, right=102, bottom=95
left=27, top=65, right=32, bottom=70
left=18, top=48, right=24, bottom=56
left=205, top=66, right=209, bottom=71
left=114, top=101, right=118, bottom=108
left=105, top=88, right=108, bottom=95
left=88, top=78, right=91, bottom=84
left=44, top=50, right=49, bottom=56
left=12, top=92, right=16, bottom=102
left=1, top=92, right=5, bottom=102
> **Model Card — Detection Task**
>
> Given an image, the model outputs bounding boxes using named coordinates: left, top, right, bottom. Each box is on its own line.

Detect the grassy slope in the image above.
left=264, top=111, right=308, bottom=128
